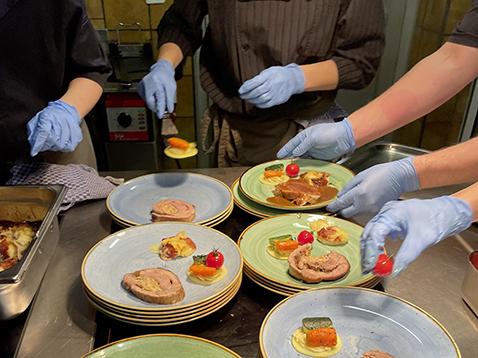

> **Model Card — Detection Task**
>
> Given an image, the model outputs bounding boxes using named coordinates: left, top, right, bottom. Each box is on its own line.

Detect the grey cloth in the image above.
left=7, top=162, right=119, bottom=211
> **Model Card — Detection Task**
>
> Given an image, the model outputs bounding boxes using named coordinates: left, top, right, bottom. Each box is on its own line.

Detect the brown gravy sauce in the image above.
left=267, top=186, right=338, bottom=206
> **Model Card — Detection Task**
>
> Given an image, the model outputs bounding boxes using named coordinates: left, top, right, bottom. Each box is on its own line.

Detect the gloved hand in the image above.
left=277, top=118, right=355, bottom=160
left=138, top=59, right=176, bottom=119
left=327, top=158, right=419, bottom=217
left=27, top=100, right=82, bottom=157
left=361, top=196, right=472, bottom=276
left=238, top=63, right=305, bottom=108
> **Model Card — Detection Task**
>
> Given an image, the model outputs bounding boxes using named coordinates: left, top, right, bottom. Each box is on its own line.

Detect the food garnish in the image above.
left=373, top=251, right=394, bottom=277
left=260, top=163, right=289, bottom=185
left=188, top=249, right=227, bottom=285
left=297, top=230, right=314, bottom=245
left=292, top=316, right=342, bottom=357
left=310, top=219, right=348, bottom=246
left=164, top=137, right=198, bottom=159
left=266, top=234, right=298, bottom=259
left=286, top=163, right=300, bottom=178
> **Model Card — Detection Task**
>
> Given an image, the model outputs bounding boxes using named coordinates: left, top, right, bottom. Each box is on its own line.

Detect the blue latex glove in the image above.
left=327, top=158, right=419, bottom=217
left=27, top=100, right=82, bottom=157
left=238, top=63, right=305, bottom=108
left=276, top=118, right=355, bottom=160
left=361, top=196, right=472, bottom=276
left=138, top=59, right=176, bottom=119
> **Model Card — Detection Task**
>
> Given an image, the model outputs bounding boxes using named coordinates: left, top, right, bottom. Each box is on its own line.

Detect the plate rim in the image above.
left=106, top=172, right=233, bottom=226
left=238, top=159, right=354, bottom=211
left=258, top=286, right=461, bottom=358
left=82, top=333, right=241, bottom=358
left=81, top=222, right=243, bottom=312
left=237, top=213, right=375, bottom=289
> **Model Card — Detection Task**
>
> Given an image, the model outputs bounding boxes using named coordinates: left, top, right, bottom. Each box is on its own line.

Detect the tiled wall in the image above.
left=86, top=0, right=197, bottom=168
left=392, top=0, right=472, bottom=150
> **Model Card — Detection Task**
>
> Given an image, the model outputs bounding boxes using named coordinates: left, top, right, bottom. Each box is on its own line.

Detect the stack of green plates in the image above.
left=233, top=159, right=354, bottom=218
left=238, top=214, right=381, bottom=296
left=83, top=334, right=240, bottom=357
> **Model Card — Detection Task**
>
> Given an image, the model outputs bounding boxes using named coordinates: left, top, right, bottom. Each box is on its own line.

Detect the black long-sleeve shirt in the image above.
left=0, top=0, right=109, bottom=162
left=157, top=0, right=385, bottom=118
left=448, top=0, right=478, bottom=48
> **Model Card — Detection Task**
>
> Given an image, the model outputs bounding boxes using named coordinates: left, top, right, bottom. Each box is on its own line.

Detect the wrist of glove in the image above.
left=138, top=59, right=176, bottom=119
left=27, top=100, right=82, bottom=156
left=326, top=157, right=419, bottom=218
left=277, top=117, right=356, bottom=160
left=238, top=63, right=305, bottom=108
left=360, top=196, right=472, bottom=276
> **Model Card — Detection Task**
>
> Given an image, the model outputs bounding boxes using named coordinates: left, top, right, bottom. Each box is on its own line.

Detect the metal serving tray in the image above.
left=338, top=142, right=467, bottom=199
left=0, top=185, right=65, bottom=320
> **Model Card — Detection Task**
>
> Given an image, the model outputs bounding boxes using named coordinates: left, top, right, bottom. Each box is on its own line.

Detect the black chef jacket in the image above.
left=448, top=0, right=478, bottom=48
left=0, top=0, right=109, bottom=166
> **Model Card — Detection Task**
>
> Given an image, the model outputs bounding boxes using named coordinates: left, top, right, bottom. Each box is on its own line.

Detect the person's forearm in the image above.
left=60, top=77, right=103, bottom=118
left=349, top=42, right=478, bottom=147
left=300, top=60, right=339, bottom=91
left=158, top=42, right=184, bottom=68
left=413, top=137, right=478, bottom=188
left=452, top=181, right=478, bottom=221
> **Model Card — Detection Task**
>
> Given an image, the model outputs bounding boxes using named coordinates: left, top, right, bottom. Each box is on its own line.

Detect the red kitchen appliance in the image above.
left=105, top=93, right=152, bottom=142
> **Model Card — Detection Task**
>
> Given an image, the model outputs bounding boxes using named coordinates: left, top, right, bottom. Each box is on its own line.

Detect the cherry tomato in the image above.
left=470, top=251, right=478, bottom=270
left=373, top=253, right=394, bottom=276
left=297, top=230, right=314, bottom=245
left=286, top=163, right=300, bottom=177
left=205, top=249, right=224, bottom=268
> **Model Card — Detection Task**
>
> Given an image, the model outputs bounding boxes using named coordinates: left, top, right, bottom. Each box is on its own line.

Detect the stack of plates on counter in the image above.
left=233, top=159, right=354, bottom=218
left=107, top=173, right=233, bottom=227
left=83, top=334, right=240, bottom=358
left=259, top=287, right=461, bottom=358
left=238, top=214, right=380, bottom=296
left=81, top=223, right=243, bottom=326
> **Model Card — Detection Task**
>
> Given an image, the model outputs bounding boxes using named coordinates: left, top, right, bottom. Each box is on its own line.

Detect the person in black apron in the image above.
left=0, top=0, right=110, bottom=183
left=139, top=0, right=385, bottom=166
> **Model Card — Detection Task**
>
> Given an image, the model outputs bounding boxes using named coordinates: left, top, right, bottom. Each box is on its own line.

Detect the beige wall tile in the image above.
left=91, top=19, right=106, bottom=29
left=423, top=0, right=448, bottom=32
left=176, top=76, right=194, bottom=117
left=391, top=120, right=424, bottom=148
left=86, top=0, right=104, bottom=19
left=174, top=117, right=196, bottom=142
left=104, top=0, right=150, bottom=30
left=149, top=0, right=173, bottom=29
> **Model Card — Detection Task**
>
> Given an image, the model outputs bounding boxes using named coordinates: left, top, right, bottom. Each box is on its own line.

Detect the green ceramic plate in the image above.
left=238, top=214, right=375, bottom=289
left=84, top=334, right=240, bottom=358
left=239, top=159, right=354, bottom=211
left=232, top=179, right=328, bottom=218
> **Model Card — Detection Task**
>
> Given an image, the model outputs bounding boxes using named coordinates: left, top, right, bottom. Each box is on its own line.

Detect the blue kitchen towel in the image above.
left=7, top=162, right=122, bottom=211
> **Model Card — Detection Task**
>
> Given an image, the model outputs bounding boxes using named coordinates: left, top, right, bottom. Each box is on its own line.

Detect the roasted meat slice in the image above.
left=288, top=244, right=350, bottom=283
left=122, top=268, right=185, bottom=304
left=151, top=199, right=196, bottom=222
left=274, top=179, right=322, bottom=206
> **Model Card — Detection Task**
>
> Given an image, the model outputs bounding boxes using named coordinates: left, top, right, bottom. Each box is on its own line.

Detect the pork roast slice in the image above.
left=151, top=199, right=196, bottom=222
left=122, top=268, right=185, bottom=304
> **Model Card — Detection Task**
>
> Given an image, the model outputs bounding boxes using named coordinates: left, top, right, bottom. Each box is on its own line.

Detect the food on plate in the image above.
left=301, top=171, right=330, bottom=187
left=291, top=316, right=343, bottom=357
left=150, top=231, right=196, bottom=260
left=188, top=249, right=227, bottom=285
left=310, top=220, right=348, bottom=246
left=297, top=230, right=314, bottom=245
left=362, top=351, right=395, bottom=358
left=288, top=244, right=350, bottom=283
left=164, top=137, right=198, bottom=159
left=122, top=268, right=185, bottom=304
left=373, top=253, right=394, bottom=277
left=0, top=221, right=39, bottom=272
left=266, top=234, right=299, bottom=260
left=286, top=163, right=300, bottom=178
left=260, top=163, right=290, bottom=185
left=151, top=199, right=196, bottom=222
left=270, top=178, right=338, bottom=206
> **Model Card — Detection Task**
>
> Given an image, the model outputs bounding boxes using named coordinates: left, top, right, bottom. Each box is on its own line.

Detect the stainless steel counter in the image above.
left=11, top=166, right=478, bottom=358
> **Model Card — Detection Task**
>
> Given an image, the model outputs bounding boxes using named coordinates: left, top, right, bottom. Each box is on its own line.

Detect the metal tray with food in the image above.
left=0, top=185, right=65, bottom=319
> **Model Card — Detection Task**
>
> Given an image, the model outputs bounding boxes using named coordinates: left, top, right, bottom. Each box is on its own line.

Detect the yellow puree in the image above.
left=291, top=328, right=342, bottom=357
left=188, top=267, right=227, bottom=285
